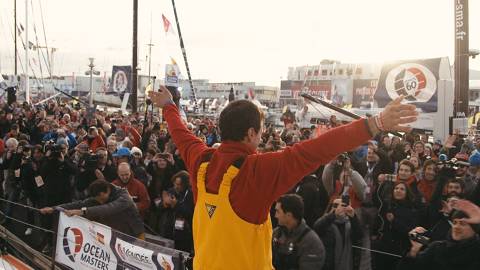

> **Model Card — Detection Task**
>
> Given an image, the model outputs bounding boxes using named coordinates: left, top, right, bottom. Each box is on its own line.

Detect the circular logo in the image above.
left=113, top=70, right=128, bottom=92
left=385, top=63, right=437, bottom=103
left=63, top=227, right=83, bottom=262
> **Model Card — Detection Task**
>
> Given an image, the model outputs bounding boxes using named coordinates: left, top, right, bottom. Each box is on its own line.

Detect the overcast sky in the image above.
left=0, top=0, right=479, bottom=86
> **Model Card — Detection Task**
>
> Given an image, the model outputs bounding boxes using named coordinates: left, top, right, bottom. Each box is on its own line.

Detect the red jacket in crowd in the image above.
left=113, top=177, right=151, bottom=217
left=84, top=135, right=105, bottom=152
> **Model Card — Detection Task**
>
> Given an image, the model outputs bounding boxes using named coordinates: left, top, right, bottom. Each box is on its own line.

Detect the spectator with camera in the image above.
left=273, top=194, right=325, bottom=270
left=377, top=159, right=423, bottom=208
left=314, top=196, right=363, bottom=270
left=374, top=182, right=418, bottom=270
left=322, top=153, right=367, bottom=209
left=1, top=140, right=28, bottom=225
left=397, top=201, right=480, bottom=270
left=41, top=142, right=76, bottom=206
left=147, top=153, right=176, bottom=200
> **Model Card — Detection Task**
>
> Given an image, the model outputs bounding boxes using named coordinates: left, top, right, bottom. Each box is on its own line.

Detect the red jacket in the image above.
left=417, top=178, right=436, bottom=203
left=113, top=177, right=150, bottom=217
left=84, top=135, right=105, bottom=152
left=120, top=125, right=141, bottom=147
left=164, top=104, right=372, bottom=224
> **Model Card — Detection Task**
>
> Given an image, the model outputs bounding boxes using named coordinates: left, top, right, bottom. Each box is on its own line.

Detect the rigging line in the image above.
left=0, top=210, right=56, bottom=234
left=30, top=0, right=46, bottom=87
left=37, top=0, right=51, bottom=76
left=36, top=0, right=52, bottom=79
left=0, top=11, right=13, bottom=73
left=14, top=20, right=43, bottom=88
left=0, top=6, right=26, bottom=76
left=352, top=245, right=402, bottom=258
left=0, top=198, right=41, bottom=212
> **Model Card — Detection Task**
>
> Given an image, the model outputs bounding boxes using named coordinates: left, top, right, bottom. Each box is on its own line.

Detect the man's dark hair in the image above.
left=88, top=180, right=112, bottom=197
left=423, top=159, right=437, bottom=171
left=448, top=178, right=465, bottom=191
left=171, top=170, right=190, bottom=188
left=219, top=100, right=264, bottom=141
left=399, top=159, right=415, bottom=173
left=277, top=194, right=304, bottom=221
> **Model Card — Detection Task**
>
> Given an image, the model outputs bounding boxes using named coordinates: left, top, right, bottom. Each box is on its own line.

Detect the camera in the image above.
left=341, top=194, right=350, bottom=206
left=44, top=141, right=63, bottom=159
left=438, top=158, right=459, bottom=170
left=82, top=153, right=99, bottom=171
left=384, top=174, right=396, bottom=182
left=409, top=231, right=430, bottom=245
left=336, top=153, right=349, bottom=167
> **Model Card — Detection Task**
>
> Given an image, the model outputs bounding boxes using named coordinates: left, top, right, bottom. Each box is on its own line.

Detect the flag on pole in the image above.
left=162, top=14, right=176, bottom=35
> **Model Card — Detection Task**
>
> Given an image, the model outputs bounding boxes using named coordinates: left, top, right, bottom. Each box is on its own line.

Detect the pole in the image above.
left=131, top=0, right=139, bottom=113
left=147, top=43, right=154, bottom=83
left=171, top=0, right=196, bottom=107
left=89, top=58, right=94, bottom=107
left=454, top=0, right=469, bottom=116
left=25, top=0, right=29, bottom=102
left=14, top=0, right=17, bottom=76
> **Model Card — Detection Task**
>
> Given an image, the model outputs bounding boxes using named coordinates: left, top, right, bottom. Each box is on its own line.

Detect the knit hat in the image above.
left=130, top=147, right=142, bottom=157
left=468, top=152, right=480, bottom=167
left=113, top=147, right=131, bottom=157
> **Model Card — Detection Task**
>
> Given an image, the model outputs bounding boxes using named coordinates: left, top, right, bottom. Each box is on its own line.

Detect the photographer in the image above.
left=40, top=143, right=76, bottom=206
left=1, top=140, right=27, bottom=225
left=314, top=197, right=363, bottom=270
left=74, top=150, right=102, bottom=197
left=322, top=153, right=367, bottom=209
left=397, top=206, right=480, bottom=270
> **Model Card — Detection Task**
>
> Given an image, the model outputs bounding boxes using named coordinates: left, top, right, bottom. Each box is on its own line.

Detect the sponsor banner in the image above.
left=352, top=79, right=378, bottom=108
left=165, top=64, right=179, bottom=87
left=55, top=213, right=182, bottom=270
left=111, top=66, right=132, bottom=93
left=56, top=212, right=117, bottom=270
left=374, top=58, right=441, bottom=112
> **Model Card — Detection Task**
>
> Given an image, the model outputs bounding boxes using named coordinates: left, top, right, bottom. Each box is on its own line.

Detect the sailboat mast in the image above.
left=170, top=0, right=196, bottom=107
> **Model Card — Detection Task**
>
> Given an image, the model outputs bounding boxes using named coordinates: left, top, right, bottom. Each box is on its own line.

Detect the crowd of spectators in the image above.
left=1, top=98, right=480, bottom=269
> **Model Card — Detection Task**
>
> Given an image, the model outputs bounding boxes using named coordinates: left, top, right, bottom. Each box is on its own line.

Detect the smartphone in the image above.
left=341, top=194, right=350, bottom=206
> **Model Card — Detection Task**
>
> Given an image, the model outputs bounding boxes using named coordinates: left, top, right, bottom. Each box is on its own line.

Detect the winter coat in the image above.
left=397, top=235, right=480, bottom=270
left=60, top=186, right=144, bottom=237
left=273, top=220, right=326, bottom=270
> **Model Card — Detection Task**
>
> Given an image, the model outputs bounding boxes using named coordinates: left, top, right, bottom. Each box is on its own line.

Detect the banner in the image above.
left=352, top=79, right=378, bottom=108
left=55, top=212, right=185, bottom=270
left=374, top=58, right=441, bottom=112
left=111, top=66, right=132, bottom=93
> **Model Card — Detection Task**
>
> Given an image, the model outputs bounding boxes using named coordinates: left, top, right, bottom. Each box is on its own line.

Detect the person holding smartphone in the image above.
left=313, top=197, right=362, bottom=270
